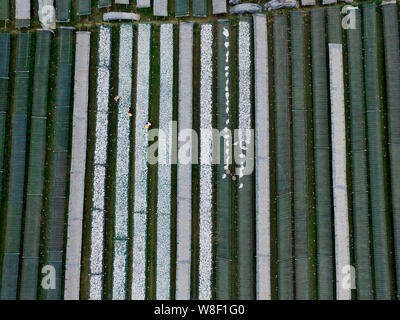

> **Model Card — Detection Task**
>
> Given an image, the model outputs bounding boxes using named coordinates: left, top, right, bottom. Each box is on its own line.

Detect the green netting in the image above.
left=0, top=115, right=6, bottom=190
left=19, top=257, right=40, bottom=299
left=58, top=29, right=74, bottom=65
left=0, top=33, right=10, bottom=204
left=193, top=0, right=207, bottom=17
left=0, top=0, right=9, bottom=20
left=0, top=33, right=31, bottom=300
left=15, top=19, right=30, bottom=29
left=346, top=9, right=373, bottom=300
left=26, top=118, right=48, bottom=189
left=0, top=254, right=19, bottom=300
left=175, top=0, right=189, bottom=17
left=20, top=31, right=50, bottom=300
left=310, top=8, right=334, bottom=300
left=45, top=258, right=63, bottom=300
left=56, top=0, right=71, bottom=22
left=382, top=4, right=400, bottom=299
left=0, top=34, right=10, bottom=104
left=273, top=14, right=293, bottom=300
left=3, top=203, right=24, bottom=251
left=290, top=11, right=312, bottom=300
left=44, top=27, right=74, bottom=300
left=327, top=7, right=341, bottom=44
left=78, top=0, right=91, bottom=15
left=31, top=31, right=51, bottom=117
left=98, top=0, right=111, bottom=8
left=215, top=20, right=232, bottom=300
left=362, top=3, right=393, bottom=299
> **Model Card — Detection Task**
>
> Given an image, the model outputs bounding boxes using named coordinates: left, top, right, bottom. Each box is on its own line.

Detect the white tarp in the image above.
left=38, top=0, right=56, bottom=29
left=103, top=12, right=140, bottom=21
left=328, top=43, right=351, bottom=301
left=301, top=0, right=315, bottom=5
left=137, top=0, right=150, bottom=7
left=154, top=0, right=168, bottom=16
left=16, top=0, right=30, bottom=19
left=212, top=0, right=227, bottom=14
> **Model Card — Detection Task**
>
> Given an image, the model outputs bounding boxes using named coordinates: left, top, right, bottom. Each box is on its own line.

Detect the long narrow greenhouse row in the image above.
left=273, top=14, right=293, bottom=300
left=1, top=32, right=31, bottom=300
left=0, top=33, right=10, bottom=201
left=310, top=8, right=334, bottom=300
left=215, top=19, right=232, bottom=300
left=1, top=4, right=400, bottom=301
left=44, top=27, right=75, bottom=300
left=346, top=8, right=373, bottom=300
left=0, top=33, right=11, bottom=205
left=290, top=10, right=312, bottom=300
left=19, top=30, right=51, bottom=301
left=382, top=3, right=400, bottom=298
left=362, top=3, right=393, bottom=300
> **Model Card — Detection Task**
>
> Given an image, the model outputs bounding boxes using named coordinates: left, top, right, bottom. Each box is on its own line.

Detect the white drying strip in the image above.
left=89, top=26, right=111, bottom=300
left=198, top=23, right=214, bottom=300
left=132, top=23, right=151, bottom=300
left=112, top=24, right=133, bottom=300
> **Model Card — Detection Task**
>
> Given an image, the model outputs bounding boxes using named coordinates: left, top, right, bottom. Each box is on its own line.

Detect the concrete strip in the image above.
left=156, top=23, right=174, bottom=300
left=64, top=31, right=90, bottom=301
left=176, top=22, right=193, bottom=300
left=328, top=43, right=351, bottom=300
left=253, top=14, right=270, bottom=300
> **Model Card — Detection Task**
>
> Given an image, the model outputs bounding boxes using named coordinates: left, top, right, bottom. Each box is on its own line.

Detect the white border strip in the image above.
left=156, top=23, right=174, bottom=300
left=176, top=22, right=193, bottom=300
left=132, top=23, right=151, bottom=300
left=253, top=14, right=271, bottom=300
left=64, top=31, right=90, bottom=300
left=199, top=23, right=214, bottom=300
left=328, top=43, right=351, bottom=300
